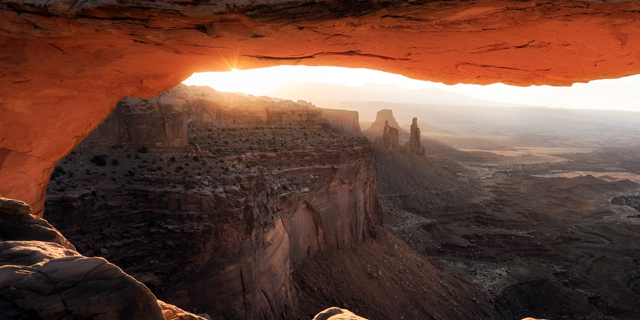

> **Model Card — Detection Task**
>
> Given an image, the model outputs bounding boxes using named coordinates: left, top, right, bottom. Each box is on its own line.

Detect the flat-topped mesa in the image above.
left=43, top=89, right=379, bottom=318
left=373, top=120, right=401, bottom=153
left=363, top=109, right=408, bottom=141
left=81, top=83, right=362, bottom=150
left=404, top=117, right=425, bottom=156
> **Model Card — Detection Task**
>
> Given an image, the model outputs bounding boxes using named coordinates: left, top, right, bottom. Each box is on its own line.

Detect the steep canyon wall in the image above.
left=43, top=94, right=378, bottom=319
left=84, top=85, right=361, bottom=150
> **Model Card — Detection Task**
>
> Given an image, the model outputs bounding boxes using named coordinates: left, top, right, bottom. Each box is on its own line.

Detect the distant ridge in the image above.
left=264, top=82, right=542, bottom=112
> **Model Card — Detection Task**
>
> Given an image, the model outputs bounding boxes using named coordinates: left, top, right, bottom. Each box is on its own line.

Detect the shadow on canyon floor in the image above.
left=43, top=86, right=492, bottom=319
left=41, top=86, right=640, bottom=319
left=379, top=136, right=640, bottom=320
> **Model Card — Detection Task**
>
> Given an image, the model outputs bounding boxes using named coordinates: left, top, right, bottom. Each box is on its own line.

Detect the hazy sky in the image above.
left=183, top=66, right=640, bottom=112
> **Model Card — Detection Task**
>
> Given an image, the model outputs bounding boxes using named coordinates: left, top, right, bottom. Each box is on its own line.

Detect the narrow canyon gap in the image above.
left=1, top=0, right=640, bottom=216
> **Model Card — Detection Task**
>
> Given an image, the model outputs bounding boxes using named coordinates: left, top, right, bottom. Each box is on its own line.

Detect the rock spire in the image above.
left=373, top=121, right=401, bottom=153
left=405, top=117, right=425, bottom=155
left=373, top=117, right=425, bottom=155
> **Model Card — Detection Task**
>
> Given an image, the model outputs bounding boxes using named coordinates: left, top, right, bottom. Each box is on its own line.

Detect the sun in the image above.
left=182, top=66, right=425, bottom=95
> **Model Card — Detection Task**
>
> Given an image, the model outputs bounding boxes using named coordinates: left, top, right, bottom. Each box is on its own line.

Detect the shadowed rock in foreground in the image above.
left=313, top=308, right=367, bottom=320
left=0, top=196, right=206, bottom=320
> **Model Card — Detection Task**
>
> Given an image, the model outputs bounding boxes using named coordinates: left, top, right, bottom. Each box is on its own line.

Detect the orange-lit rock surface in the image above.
left=2, top=0, right=640, bottom=214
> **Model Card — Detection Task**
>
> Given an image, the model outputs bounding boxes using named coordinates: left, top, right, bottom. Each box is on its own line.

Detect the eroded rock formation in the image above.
left=312, top=308, right=367, bottom=320
left=405, top=117, right=425, bottom=156
left=85, top=84, right=360, bottom=151
left=3, top=0, right=640, bottom=213
left=3, top=0, right=640, bottom=318
left=373, top=121, right=401, bottom=153
left=363, top=109, right=407, bottom=140
left=44, top=101, right=378, bottom=318
left=373, top=115, right=426, bottom=155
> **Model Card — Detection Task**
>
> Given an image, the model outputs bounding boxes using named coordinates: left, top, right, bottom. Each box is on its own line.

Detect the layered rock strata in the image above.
left=85, top=85, right=361, bottom=151
left=3, top=0, right=640, bottom=318
left=45, top=105, right=378, bottom=318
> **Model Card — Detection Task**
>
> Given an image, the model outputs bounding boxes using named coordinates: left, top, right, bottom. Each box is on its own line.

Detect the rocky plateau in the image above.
left=28, top=86, right=491, bottom=319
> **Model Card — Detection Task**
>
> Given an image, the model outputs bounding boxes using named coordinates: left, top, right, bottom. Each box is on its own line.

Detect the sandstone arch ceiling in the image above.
left=1, top=0, right=640, bottom=215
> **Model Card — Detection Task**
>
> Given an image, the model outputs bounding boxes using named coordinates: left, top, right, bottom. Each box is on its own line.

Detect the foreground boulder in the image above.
left=313, top=308, right=368, bottom=320
left=0, top=196, right=205, bottom=320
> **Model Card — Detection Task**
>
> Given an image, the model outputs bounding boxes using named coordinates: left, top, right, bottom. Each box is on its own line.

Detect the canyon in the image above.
left=42, top=86, right=376, bottom=318
left=31, top=86, right=491, bottom=319
left=374, top=109, right=640, bottom=320
left=3, top=0, right=640, bottom=319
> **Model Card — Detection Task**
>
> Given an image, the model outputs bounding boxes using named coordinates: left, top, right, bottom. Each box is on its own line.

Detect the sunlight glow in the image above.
left=182, top=66, right=640, bottom=112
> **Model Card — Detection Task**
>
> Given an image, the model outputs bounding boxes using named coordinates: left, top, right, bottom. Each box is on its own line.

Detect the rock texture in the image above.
left=373, top=121, right=401, bottom=153
left=373, top=115, right=426, bottom=155
left=363, top=110, right=408, bottom=141
left=85, top=84, right=360, bottom=150
left=313, top=308, right=367, bottom=320
left=295, top=225, right=492, bottom=320
left=0, top=196, right=206, bottom=320
left=405, top=118, right=425, bottom=156
left=87, top=96, right=189, bottom=149
left=4, top=0, right=640, bottom=214
left=44, top=100, right=378, bottom=319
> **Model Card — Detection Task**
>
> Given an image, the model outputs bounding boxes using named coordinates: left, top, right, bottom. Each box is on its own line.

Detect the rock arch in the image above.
left=2, top=0, right=640, bottom=215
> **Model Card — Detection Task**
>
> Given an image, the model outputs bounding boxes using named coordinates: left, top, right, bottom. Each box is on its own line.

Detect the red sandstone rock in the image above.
left=3, top=0, right=640, bottom=213
left=44, top=112, right=379, bottom=318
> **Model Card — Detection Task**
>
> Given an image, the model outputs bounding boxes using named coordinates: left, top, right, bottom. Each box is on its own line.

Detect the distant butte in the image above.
left=364, top=109, right=408, bottom=139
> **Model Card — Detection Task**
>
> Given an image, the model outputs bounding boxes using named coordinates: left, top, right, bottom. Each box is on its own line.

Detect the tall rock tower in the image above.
left=374, top=121, right=401, bottom=153
left=404, top=117, right=425, bottom=155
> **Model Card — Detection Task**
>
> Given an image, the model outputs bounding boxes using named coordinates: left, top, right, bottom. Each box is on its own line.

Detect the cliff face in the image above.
left=313, top=107, right=361, bottom=137
left=43, top=98, right=378, bottom=318
left=86, top=85, right=361, bottom=152
left=86, top=96, right=189, bottom=149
